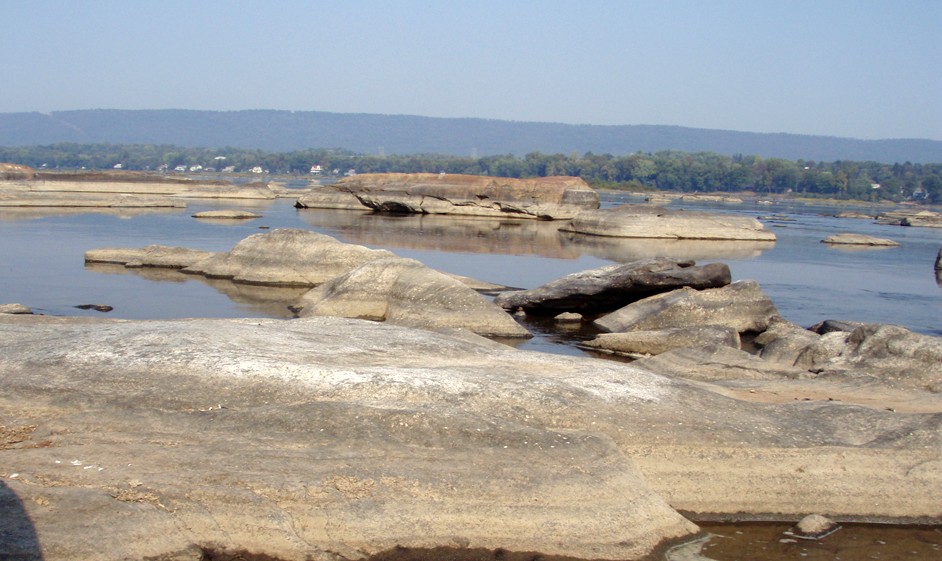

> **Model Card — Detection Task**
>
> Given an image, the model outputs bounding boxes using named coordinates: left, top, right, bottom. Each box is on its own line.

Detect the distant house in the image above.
left=344, top=168, right=357, bottom=176
left=222, top=166, right=236, bottom=173
left=113, top=163, right=123, bottom=169
left=174, top=165, right=187, bottom=172
left=189, top=165, right=203, bottom=172
left=251, top=166, right=264, bottom=174
left=310, top=165, right=323, bottom=175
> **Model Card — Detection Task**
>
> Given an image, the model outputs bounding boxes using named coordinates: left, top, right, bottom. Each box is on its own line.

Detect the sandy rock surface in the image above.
left=1, top=315, right=939, bottom=561
left=562, top=204, right=777, bottom=241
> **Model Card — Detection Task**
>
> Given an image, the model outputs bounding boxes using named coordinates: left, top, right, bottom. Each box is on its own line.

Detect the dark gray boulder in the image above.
left=493, top=258, right=731, bottom=315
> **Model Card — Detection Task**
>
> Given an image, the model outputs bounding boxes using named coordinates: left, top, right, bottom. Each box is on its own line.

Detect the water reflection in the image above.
left=84, top=263, right=306, bottom=318
left=297, top=208, right=777, bottom=262
left=0, top=206, right=185, bottom=222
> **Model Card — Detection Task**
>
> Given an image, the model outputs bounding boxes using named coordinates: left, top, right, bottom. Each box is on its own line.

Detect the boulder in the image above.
left=2, top=313, right=938, bottom=561
left=807, top=324, right=942, bottom=392
left=593, top=280, right=781, bottom=335
left=324, top=173, right=600, bottom=220
left=821, top=233, right=900, bottom=246
left=493, top=258, right=731, bottom=315
left=753, top=318, right=823, bottom=368
left=784, top=514, right=841, bottom=540
left=296, top=257, right=531, bottom=338
left=561, top=204, right=777, bottom=241
left=0, top=163, right=37, bottom=180
left=85, top=245, right=216, bottom=269
left=182, top=228, right=397, bottom=286
left=876, top=209, right=942, bottom=228
left=191, top=210, right=261, bottom=219
left=0, top=303, right=32, bottom=314
left=295, top=187, right=373, bottom=211
left=580, top=325, right=741, bottom=357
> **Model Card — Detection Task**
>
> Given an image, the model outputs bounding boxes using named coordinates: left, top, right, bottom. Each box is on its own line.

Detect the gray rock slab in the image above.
left=1, top=314, right=939, bottom=556
left=581, top=325, right=741, bottom=357
left=561, top=204, right=777, bottom=241
left=594, top=280, right=781, bottom=335
left=85, top=245, right=217, bottom=269
left=182, top=228, right=397, bottom=286
left=493, top=258, right=731, bottom=315
left=297, top=257, right=531, bottom=338
left=822, top=233, right=900, bottom=246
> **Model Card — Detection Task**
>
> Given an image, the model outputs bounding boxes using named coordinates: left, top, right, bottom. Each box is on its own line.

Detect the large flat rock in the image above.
left=562, top=204, right=777, bottom=241
left=299, top=173, right=600, bottom=220
left=1, top=315, right=939, bottom=561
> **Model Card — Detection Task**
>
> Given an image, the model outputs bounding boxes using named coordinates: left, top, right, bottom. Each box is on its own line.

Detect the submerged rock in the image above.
left=784, top=514, right=841, bottom=540
left=822, top=233, right=900, bottom=246
left=493, top=258, right=731, bottom=316
left=85, top=245, right=216, bottom=269
left=191, top=209, right=262, bottom=219
left=561, top=204, right=777, bottom=241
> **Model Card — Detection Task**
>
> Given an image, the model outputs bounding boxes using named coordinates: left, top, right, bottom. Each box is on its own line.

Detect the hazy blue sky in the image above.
left=3, top=0, right=940, bottom=140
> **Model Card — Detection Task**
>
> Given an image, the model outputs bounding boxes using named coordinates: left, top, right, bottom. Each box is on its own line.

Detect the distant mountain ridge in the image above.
left=1, top=109, right=939, bottom=164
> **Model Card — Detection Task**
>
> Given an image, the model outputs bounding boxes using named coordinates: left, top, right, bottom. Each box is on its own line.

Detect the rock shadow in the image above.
left=0, top=479, right=44, bottom=560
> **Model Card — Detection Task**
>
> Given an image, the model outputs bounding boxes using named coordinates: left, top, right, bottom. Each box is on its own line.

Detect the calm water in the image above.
left=1, top=193, right=940, bottom=356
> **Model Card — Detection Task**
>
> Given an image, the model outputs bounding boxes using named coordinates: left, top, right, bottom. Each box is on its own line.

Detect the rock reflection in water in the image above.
left=298, top=208, right=777, bottom=262
left=0, top=206, right=185, bottom=222
left=84, top=262, right=306, bottom=318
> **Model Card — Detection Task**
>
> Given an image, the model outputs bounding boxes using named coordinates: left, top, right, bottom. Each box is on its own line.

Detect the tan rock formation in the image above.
left=562, top=204, right=777, bottom=240
left=299, top=173, right=600, bottom=219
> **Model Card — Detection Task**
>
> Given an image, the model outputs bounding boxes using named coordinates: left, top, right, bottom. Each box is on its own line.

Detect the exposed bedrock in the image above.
left=561, top=204, right=777, bottom=241
left=297, top=173, right=600, bottom=220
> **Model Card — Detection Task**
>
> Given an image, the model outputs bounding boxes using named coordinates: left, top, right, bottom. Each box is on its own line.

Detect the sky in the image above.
left=2, top=0, right=940, bottom=140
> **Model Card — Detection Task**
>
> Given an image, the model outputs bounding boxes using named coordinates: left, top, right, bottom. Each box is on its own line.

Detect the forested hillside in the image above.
left=3, top=143, right=940, bottom=203
left=1, top=109, right=941, bottom=164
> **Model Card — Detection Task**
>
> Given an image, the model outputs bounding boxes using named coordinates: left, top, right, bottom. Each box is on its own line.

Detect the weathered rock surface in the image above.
left=581, top=325, right=741, bottom=357
left=808, top=324, right=942, bottom=393
left=0, top=170, right=275, bottom=200
left=0, top=163, right=37, bottom=180
left=822, top=233, right=900, bottom=246
left=593, top=280, right=781, bottom=335
left=296, top=257, right=531, bottom=338
left=785, top=514, right=841, bottom=540
left=561, top=205, right=777, bottom=241
left=1, top=315, right=940, bottom=561
left=85, top=245, right=216, bottom=269
left=0, top=192, right=186, bottom=208
left=182, top=228, right=397, bottom=286
left=191, top=209, right=262, bottom=219
left=0, top=303, right=32, bottom=314
left=493, top=258, right=731, bottom=315
left=302, top=173, right=600, bottom=220
left=633, top=344, right=809, bottom=382
left=295, top=186, right=372, bottom=211
left=876, top=209, right=942, bottom=228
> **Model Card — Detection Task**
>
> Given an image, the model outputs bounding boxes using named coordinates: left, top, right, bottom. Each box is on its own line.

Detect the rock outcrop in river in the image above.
left=561, top=204, right=777, bottom=240
left=296, top=173, right=600, bottom=220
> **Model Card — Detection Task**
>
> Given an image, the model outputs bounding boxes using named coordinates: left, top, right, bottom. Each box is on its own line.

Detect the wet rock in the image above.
left=493, top=259, right=731, bottom=316
left=809, top=319, right=865, bottom=335
left=182, top=228, right=397, bottom=286
left=74, top=304, right=113, bottom=312
left=296, top=257, right=531, bottom=338
left=561, top=204, right=777, bottom=241
left=554, top=312, right=583, bottom=323
left=191, top=210, right=261, bottom=219
left=784, top=514, right=841, bottom=540
left=581, top=325, right=741, bottom=357
left=593, top=280, right=781, bottom=335
left=822, top=233, right=900, bottom=246
left=0, top=303, right=32, bottom=314
left=936, top=247, right=941, bottom=271
left=85, top=245, right=216, bottom=269
left=318, top=173, right=599, bottom=220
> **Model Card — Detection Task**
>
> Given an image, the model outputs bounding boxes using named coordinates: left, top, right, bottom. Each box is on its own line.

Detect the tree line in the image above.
left=1, top=142, right=940, bottom=203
